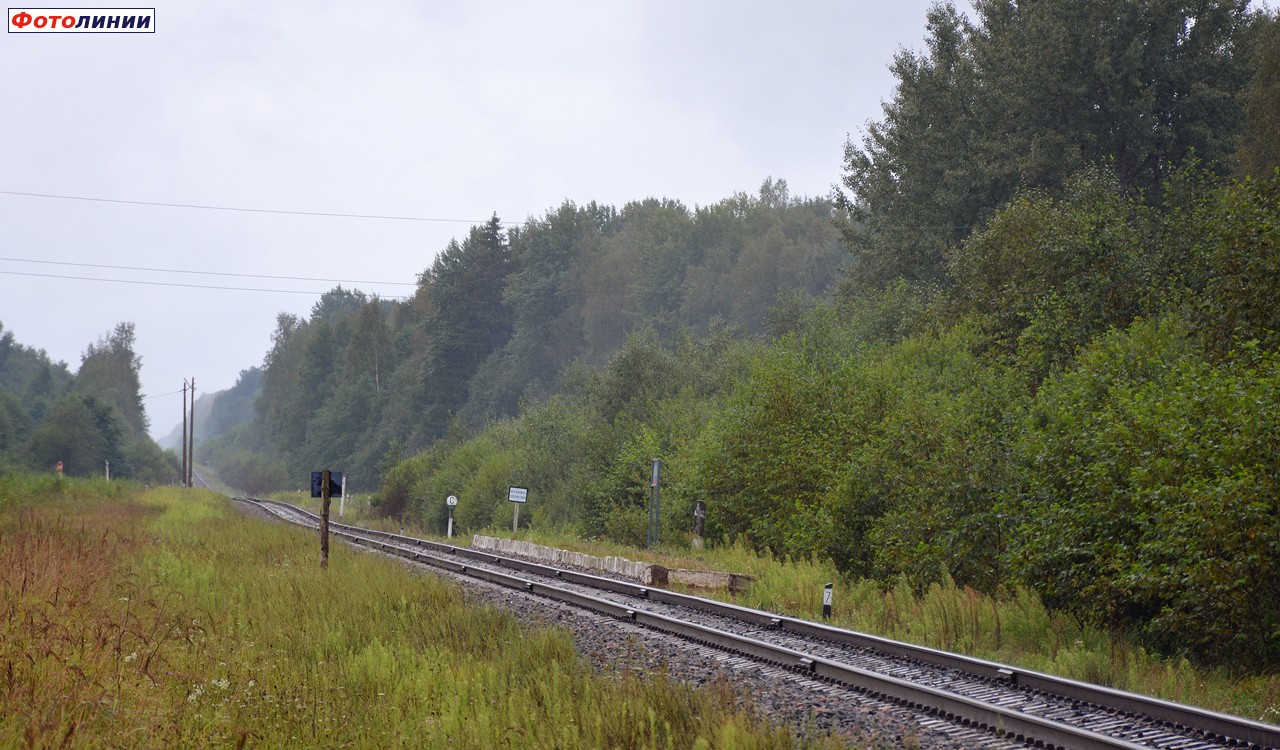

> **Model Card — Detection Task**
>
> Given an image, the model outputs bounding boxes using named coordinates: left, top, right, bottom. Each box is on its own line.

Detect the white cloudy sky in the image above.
left=1, top=1, right=965, bottom=438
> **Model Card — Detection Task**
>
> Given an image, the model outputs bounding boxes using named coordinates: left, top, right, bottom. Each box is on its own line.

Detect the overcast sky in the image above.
left=2, top=1, right=973, bottom=438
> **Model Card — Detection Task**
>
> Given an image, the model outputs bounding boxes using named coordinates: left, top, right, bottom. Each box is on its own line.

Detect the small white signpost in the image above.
left=508, top=486, right=528, bottom=533
left=446, top=494, right=458, bottom=538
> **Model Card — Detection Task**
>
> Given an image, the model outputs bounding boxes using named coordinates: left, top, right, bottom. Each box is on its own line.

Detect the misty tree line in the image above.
left=194, top=183, right=845, bottom=493
left=193, top=0, right=1280, bottom=666
left=0, top=322, right=177, bottom=482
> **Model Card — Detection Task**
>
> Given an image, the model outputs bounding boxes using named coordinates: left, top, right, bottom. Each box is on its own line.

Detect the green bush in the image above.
left=1010, top=316, right=1280, bottom=667
left=829, top=324, right=1025, bottom=590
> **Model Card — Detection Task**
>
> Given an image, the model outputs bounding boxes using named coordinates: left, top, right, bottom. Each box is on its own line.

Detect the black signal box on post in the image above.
left=310, top=471, right=344, bottom=498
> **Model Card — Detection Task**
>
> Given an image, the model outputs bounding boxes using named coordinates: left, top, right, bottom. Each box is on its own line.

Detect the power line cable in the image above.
left=0, top=189, right=518, bottom=225
left=0, top=256, right=664, bottom=298
left=0, top=269, right=410, bottom=299
left=0, top=255, right=417, bottom=286
left=0, top=266, right=696, bottom=300
left=0, top=189, right=976, bottom=230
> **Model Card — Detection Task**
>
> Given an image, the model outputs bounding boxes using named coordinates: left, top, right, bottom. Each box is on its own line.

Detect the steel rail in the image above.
left=237, top=496, right=1267, bottom=750
left=250, top=497, right=1279, bottom=748
left=313, top=509, right=1280, bottom=749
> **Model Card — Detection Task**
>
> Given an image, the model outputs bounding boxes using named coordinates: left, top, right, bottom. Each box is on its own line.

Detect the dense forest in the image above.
left=189, top=0, right=1279, bottom=667
left=0, top=322, right=177, bottom=482
left=195, top=183, right=847, bottom=491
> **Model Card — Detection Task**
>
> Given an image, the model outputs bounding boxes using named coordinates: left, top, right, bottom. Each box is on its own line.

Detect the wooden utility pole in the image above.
left=181, top=380, right=188, bottom=486
left=187, top=378, right=195, bottom=487
left=320, top=469, right=331, bottom=569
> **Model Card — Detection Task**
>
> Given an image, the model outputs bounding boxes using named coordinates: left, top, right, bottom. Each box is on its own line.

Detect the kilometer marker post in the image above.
left=822, top=582, right=833, bottom=619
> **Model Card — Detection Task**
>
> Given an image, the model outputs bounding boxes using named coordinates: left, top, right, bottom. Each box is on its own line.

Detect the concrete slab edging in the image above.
left=470, top=535, right=753, bottom=593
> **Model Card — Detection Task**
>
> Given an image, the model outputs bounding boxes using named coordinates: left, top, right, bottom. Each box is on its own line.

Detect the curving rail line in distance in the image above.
left=238, top=496, right=1280, bottom=750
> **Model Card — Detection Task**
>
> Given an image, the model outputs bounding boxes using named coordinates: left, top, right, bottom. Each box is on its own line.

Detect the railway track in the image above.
left=239, top=496, right=1279, bottom=750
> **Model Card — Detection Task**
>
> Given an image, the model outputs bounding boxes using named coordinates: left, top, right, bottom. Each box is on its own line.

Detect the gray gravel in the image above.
left=369, top=539, right=1024, bottom=749
left=230, top=499, right=1024, bottom=749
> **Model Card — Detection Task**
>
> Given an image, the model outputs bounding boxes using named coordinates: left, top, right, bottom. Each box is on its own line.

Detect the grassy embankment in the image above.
left=0, top=474, right=849, bottom=749
left=288, top=492, right=1280, bottom=726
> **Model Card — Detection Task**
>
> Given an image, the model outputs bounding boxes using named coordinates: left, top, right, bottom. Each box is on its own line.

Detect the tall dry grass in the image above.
left=0, top=480, right=850, bottom=749
left=477, top=530, right=1280, bottom=724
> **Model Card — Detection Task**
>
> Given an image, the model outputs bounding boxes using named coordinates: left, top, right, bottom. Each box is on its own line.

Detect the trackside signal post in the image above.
left=311, top=471, right=343, bottom=568
left=320, top=471, right=331, bottom=568
left=446, top=495, right=458, bottom=538
left=508, top=486, right=528, bottom=532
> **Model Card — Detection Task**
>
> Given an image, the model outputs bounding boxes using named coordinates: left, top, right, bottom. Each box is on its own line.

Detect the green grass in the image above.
left=473, top=528, right=1280, bottom=724
left=212, top=478, right=1280, bottom=726
left=0, top=480, right=848, bottom=749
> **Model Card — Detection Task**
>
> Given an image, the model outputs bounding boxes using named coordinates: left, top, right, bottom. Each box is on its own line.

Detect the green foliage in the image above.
left=381, top=329, right=755, bottom=544
left=169, top=9, right=1277, bottom=672
left=309, top=284, right=367, bottom=321
left=3, top=486, right=837, bottom=749
left=1237, top=12, right=1280, bottom=179
left=1184, top=175, right=1280, bottom=356
left=380, top=430, right=521, bottom=535
left=0, top=322, right=173, bottom=481
left=506, top=394, right=600, bottom=528
left=0, top=391, right=32, bottom=468
left=244, top=299, right=403, bottom=492
left=826, top=278, right=937, bottom=348
left=73, top=322, right=148, bottom=437
left=1010, top=317, right=1280, bottom=667
left=201, top=366, right=261, bottom=439
left=0, top=321, right=74, bottom=428
left=573, top=331, right=752, bottom=545
left=414, top=216, right=515, bottom=438
left=28, top=393, right=122, bottom=477
left=841, top=0, right=1253, bottom=287
left=116, top=436, right=178, bottom=484
left=687, top=342, right=852, bottom=559
left=209, top=181, right=845, bottom=495
left=688, top=321, right=1024, bottom=591
left=829, top=325, right=1025, bottom=591
left=949, top=168, right=1154, bottom=375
